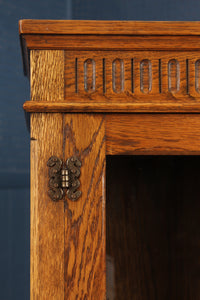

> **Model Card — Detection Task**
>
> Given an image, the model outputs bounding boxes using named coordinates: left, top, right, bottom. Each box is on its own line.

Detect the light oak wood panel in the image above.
left=31, top=113, right=64, bottom=299
left=106, top=114, right=200, bottom=155
left=31, top=50, right=64, bottom=101
left=30, top=48, right=65, bottom=299
left=63, top=114, right=106, bottom=299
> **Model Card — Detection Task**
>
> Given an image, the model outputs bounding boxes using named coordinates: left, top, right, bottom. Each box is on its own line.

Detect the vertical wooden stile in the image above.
left=63, top=114, right=106, bottom=299
left=30, top=50, right=65, bottom=299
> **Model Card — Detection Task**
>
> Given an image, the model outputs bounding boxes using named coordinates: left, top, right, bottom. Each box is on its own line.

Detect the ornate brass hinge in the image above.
left=47, top=156, right=82, bottom=202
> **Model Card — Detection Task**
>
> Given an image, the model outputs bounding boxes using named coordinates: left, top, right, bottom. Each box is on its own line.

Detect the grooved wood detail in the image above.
left=63, top=114, right=106, bottom=299
left=168, top=59, right=180, bottom=93
left=195, top=59, right=200, bottom=93
left=84, top=59, right=96, bottom=93
left=31, top=50, right=64, bottom=101
left=140, top=59, right=152, bottom=94
left=31, top=113, right=64, bottom=299
left=112, top=58, right=124, bottom=93
left=106, top=114, right=200, bottom=155
left=64, top=51, right=200, bottom=102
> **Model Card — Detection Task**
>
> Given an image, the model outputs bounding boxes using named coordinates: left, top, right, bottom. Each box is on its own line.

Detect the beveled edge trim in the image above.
left=23, top=100, right=200, bottom=113
left=19, top=20, right=200, bottom=36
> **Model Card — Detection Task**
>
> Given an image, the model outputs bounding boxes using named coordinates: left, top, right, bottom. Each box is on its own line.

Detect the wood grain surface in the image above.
left=31, top=114, right=106, bottom=297
left=63, top=114, right=106, bottom=299
left=30, top=49, right=106, bottom=299
left=31, top=50, right=64, bottom=101
left=19, top=20, right=200, bottom=35
left=106, top=114, right=200, bottom=155
left=30, top=49, right=65, bottom=299
left=31, top=113, right=64, bottom=299
left=23, top=35, right=200, bottom=51
left=23, top=101, right=200, bottom=113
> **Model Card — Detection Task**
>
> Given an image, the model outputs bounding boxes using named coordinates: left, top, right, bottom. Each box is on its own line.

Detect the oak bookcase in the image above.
left=20, top=20, right=200, bottom=299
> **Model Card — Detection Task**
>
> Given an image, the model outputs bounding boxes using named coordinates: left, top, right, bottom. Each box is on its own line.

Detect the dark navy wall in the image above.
left=0, top=1, right=68, bottom=299
left=72, top=0, right=200, bottom=20
left=1, top=0, right=200, bottom=298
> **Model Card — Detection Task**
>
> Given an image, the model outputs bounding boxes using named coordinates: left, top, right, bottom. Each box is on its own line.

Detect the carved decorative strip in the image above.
left=140, top=59, right=152, bottom=94
left=159, top=59, right=162, bottom=93
left=103, top=58, right=106, bottom=93
left=112, top=58, right=124, bottom=93
left=195, top=59, right=200, bottom=93
left=131, top=58, right=134, bottom=93
left=186, top=59, right=189, bottom=94
left=84, top=58, right=96, bottom=93
left=168, top=59, right=180, bottom=93
left=64, top=51, right=200, bottom=102
left=75, top=58, right=78, bottom=93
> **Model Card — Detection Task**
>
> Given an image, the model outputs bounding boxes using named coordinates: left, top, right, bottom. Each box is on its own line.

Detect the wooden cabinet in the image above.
left=20, top=20, right=200, bottom=299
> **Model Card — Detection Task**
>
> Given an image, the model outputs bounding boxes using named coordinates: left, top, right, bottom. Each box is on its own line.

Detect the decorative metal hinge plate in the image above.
left=47, top=156, right=82, bottom=202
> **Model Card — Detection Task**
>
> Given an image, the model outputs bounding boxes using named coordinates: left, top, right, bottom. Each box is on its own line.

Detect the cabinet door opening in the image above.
left=106, top=156, right=200, bottom=300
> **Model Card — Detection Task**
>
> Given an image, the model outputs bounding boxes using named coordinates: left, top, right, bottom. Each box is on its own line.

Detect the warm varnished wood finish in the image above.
left=23, top=101, right=200, bottom=113
left=106, top=114, right=200, bottom=155
left=31, top=113, right=64, bottom=299
left=19, top=20, right=200, bottom=35
left=64, top=51, right=199, bottom=103
left=30, top=48, right=106, bottom=299
left=63, top=114, right=106, bottom=299
left=21, top=35, right=200, bottom=51
left=21, top=22, right=200, bottom=113
left=30, top=50, right=65, bottom=299
left=31, top=50, right=64, bottom=101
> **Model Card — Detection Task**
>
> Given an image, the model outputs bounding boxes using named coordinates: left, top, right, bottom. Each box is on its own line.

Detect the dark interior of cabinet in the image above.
left=106, top=156, right=200, bottom=300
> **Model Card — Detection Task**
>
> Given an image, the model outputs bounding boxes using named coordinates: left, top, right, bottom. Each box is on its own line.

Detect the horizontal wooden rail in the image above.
left=24, top=101, right=200, bottom=113
left=106, top=114, right=200, bottom=155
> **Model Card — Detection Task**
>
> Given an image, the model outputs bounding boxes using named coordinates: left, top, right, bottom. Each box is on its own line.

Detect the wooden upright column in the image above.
left=30, top=50, right=106, bottom=299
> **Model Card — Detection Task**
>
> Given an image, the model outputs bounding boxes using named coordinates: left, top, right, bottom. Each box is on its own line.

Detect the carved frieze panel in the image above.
left=65, top=51, right=200, bottom=102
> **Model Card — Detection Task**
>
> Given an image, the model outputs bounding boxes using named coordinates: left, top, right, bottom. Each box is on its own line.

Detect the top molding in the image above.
left=19, top=20, right=200, bottom=77
left=19, top=20, right=200, bottom=36
left=20, top=20, right=200, bottom=113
